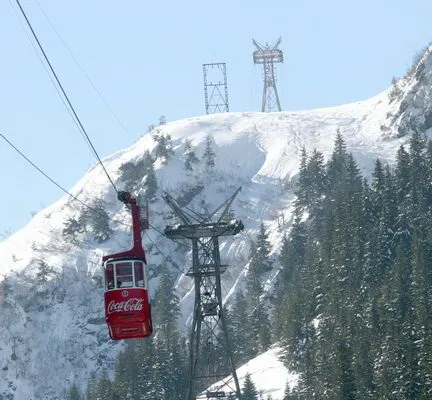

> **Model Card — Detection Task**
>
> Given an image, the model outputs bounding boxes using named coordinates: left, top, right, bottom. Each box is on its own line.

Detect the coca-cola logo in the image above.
left=107, top=298, right=144, bottom=314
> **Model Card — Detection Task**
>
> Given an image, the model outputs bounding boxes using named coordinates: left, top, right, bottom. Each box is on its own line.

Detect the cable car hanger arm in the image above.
left=102, top=191, right=147, bottom=263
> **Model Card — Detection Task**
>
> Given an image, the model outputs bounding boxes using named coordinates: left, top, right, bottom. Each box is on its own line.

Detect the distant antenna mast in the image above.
left=203, top=63, right=229, bottom=114
left=253, top=37, right=283, bottom=112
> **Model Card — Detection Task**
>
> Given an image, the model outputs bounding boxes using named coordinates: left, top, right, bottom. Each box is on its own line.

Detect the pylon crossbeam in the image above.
left=165, top=220, right=244, bottom=239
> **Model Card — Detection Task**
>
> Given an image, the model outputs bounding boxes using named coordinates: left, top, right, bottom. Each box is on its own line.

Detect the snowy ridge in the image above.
left=1, top=48, right=432, bottom=398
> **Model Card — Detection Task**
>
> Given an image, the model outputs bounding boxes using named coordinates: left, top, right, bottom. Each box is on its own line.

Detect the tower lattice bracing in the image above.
left=253, top=37, right=283, bottom=112
left=163, top=188, right=244, bottom=400
left=203, top=63, right=229, bottom=114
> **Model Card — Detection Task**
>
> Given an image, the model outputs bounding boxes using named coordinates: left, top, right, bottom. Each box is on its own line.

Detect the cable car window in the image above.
left=134, top=262, right=144, bottom=288
left=115, top=262, right=133, bottom=288
left=105, top=264, right=114, bottom=290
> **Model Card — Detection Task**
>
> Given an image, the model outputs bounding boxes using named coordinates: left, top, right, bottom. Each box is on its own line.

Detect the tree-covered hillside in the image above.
left=275, top=131, right=432, bottom=399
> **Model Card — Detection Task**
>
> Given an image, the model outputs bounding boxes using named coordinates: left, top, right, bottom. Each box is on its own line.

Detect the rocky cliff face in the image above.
left=384, top=43, right=432, bottom=137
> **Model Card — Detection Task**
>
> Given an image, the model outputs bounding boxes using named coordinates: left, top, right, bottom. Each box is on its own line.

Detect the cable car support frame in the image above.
left=163, top=188, right=244, bottom=400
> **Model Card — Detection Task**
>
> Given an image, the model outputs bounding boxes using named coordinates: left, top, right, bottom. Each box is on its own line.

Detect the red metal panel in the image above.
left=104, top=288, right=152, bottom=340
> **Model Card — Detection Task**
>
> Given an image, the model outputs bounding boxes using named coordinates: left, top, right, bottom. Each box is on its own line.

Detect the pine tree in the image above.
left=230, top=291, right=255, bottom=363
left=294, top=147, right=309, bottom=214
left=326, top=130, right=348, bottom=196
left=248, top=223, right=271, bottom=281
left=96, top=370, right=116, bottom=400
left=0, top=277, right=13, bottom=308
left=306, top=149, right=327, bottom=216
left=243, top=224, right=272, bottom=355
left=283, top=383, right=298, bottom=400
left=203, top=134, right=216, bottom=170
left=371, top=159, right=385, bottom=208
left=119, top=151, right=157, bottom=194
left=294, top=148, right=326, bottom=217
left=144, top=161, right=158, bottom=201
left=62, top=217, right=84, bottom=245
left=423, top=140, right=432, bottom=205
left=35, top=260, right=55, bottom=285
left=184, top=139, right=199, bottom=171
left=395, top=145, right=411, bottom=205
left=251, top=301, right=272, bottom=352
left=85, top=371, right=98, bottom=400
left=409, top=131, right=427, bottom=211
left=245, top=259, right=262, bottom=302
left=114, top=341, right=150, bottom=399
left=85, top=199, right=112, bottom=243
left=153, top=264, right=180, bottom=347
left=147, top=264, right=185, bottom=399
left=338, top=337, right=357, bottom=400
left=274, top=219, right=308, bottom=352
left=153, top=129, right=175, bottom=163
left=67, top=384, right=82, bottom=400
left=119, top=161, right=142, bottom=191
left=242, top=373, right=259, bottom=400
left=276, top=219, right=307, bottom=294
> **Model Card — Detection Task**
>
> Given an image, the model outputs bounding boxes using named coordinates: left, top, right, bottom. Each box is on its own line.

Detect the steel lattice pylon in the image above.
left=203, top=63, right=229, bottom=114
left=163, top=188, right=244, bottom=400
left=253, top=37, right=283, bottom=112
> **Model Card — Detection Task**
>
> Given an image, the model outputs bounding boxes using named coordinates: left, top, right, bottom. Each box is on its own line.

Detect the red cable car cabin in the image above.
left=103, top=191, right=152, bottom=340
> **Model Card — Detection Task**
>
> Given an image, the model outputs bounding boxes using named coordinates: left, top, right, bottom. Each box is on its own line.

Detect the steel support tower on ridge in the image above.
left=203, top=63, right=229, bottom=114
left=252, top=37, right=283, bottom=112
left=163, top=188, right=244, bottom=400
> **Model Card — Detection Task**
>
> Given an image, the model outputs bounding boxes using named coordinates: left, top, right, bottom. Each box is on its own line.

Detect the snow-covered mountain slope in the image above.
left=207, top=346, right=298, bottom=400
left=1, top=44, right=431, bottom=400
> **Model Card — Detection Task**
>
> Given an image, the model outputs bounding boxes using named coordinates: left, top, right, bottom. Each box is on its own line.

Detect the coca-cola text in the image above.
left=107, top=298, right=144, bottom=314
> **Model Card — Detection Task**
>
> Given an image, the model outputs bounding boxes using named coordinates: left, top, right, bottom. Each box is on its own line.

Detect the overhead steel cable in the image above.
left=0, top=230, right=110, bottom=279
left=143, top=231, right=187, bottom=275
left=148, top=222, right=191, bottom=250
left=9, top=0, right=94, bottom=158
left=32, top=0, right=132, bottom=137
left=13, top=0, right=118, bottom=195
left=8, top=0, right=81, bottom=131
left=0, top=133, right=88, bottom=207
left=0, top=132, right=122, bottom=226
